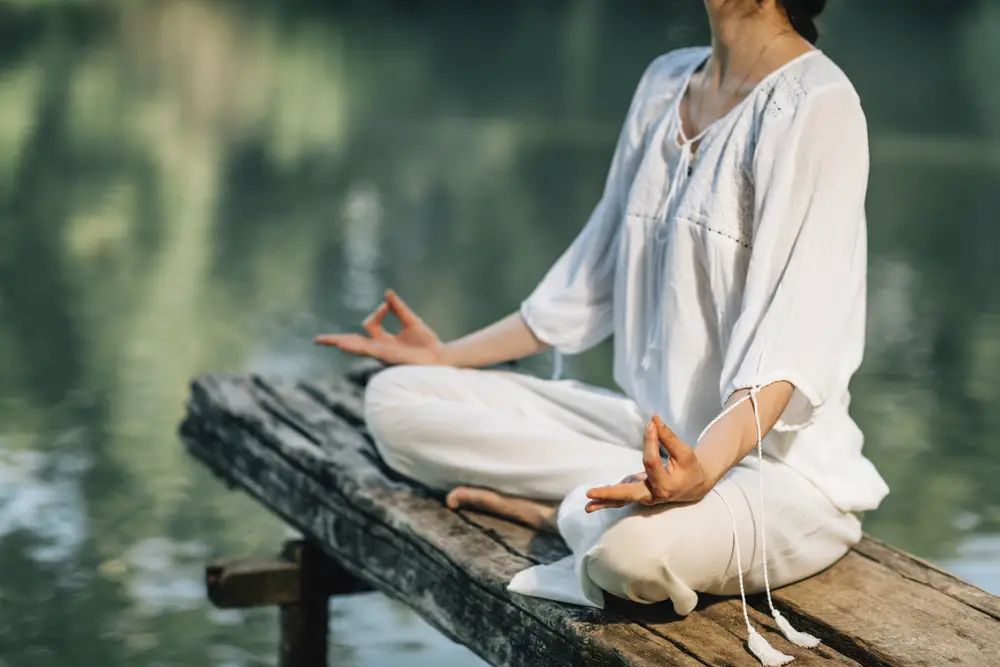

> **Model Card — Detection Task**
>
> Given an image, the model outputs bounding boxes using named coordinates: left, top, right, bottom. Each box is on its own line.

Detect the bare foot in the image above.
left=446, top=486, right=558, bottom=532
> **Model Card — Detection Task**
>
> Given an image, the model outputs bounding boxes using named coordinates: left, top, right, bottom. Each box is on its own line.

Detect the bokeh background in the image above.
left=1, top=1, right=999, bottom=665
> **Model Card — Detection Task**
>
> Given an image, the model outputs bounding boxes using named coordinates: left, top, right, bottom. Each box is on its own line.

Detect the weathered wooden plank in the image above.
left=853, top=535, right=1000, bottom=622
left=770, top=552, right=1000, bottom=666
left=698, top=600, right=861, bottom=666
left=183, top=375, right=705, bottom=666
left=181, top=371, right=1000, bottom=667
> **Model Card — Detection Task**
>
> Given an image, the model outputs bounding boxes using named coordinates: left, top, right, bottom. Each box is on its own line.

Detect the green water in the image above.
left=0, top=1, right=998, bottom=665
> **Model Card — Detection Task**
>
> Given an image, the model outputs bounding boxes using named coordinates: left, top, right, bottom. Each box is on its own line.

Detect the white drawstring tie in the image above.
left=698, top=385, right=821, bottom=665
left=640, top=111, right=711, bottom=371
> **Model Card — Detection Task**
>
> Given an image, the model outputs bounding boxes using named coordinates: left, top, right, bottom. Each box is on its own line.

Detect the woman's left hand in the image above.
left=585, top=415, right=712, bottom=512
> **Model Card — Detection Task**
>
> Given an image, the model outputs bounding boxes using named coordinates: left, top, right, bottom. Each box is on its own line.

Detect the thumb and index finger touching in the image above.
left=362, top=301, right=391, bottom=338
left=316, top=288, right=418, bottom=346
left=383, top=289, right=422, bottom=327
left=364, top=289, right=419, bottom=334
left=637, top=414, right=695, bottom=500
left=642, top=418, right=672, bottom=497
left=652, top=415, right=692, bottom=462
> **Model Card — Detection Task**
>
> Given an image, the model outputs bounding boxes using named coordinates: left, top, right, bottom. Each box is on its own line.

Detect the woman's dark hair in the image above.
left=779, top=0, right=827, bottom=44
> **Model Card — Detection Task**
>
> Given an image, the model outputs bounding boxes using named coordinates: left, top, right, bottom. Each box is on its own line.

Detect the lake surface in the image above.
left=1, top=1, right=998, bottom=665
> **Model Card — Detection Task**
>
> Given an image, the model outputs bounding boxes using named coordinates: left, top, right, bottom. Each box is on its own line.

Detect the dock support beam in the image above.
left=206, top=539, right=371, bottom=667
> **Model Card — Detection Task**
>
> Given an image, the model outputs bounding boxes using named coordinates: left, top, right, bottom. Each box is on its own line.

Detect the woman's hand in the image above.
left=585, top=415, right=711, bottom=512
left=314, top=289, right=444, bottom=365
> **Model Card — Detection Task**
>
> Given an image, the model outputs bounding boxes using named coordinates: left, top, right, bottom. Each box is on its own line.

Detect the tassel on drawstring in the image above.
left=747, top=391, right=823, bottom=651
left=773, top=611, right=820, bottom=648
left=702, top=385, right=823, bottom=665
left=748, top=626, right=795, bottom=666
left=714, top=486, right=795, bottom=667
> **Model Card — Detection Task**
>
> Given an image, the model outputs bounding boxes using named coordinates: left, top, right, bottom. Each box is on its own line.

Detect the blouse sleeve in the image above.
left=519, top=59, right=659, bottom=355
left=719, top=85, right=870, bottom=428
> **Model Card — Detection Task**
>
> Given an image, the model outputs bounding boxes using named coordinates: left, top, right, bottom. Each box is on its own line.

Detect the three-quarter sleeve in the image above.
left=719, top=85, right=870, bottom=428
left=519, top=60, right=659, bottom=355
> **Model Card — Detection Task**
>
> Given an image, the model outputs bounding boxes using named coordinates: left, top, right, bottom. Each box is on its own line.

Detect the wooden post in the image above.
left=206, top=539, right=370, bottom=667
left=279, top=541, right=328, bottom=667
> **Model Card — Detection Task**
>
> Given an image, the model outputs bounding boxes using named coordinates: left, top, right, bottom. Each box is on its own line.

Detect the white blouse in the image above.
left=520, top=47, right=888, bottom=514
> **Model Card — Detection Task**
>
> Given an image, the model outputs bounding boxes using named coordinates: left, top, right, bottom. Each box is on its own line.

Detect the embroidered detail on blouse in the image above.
left=679, top=215, right=753, bottom=249
left=736, top=165, right=756, bottom=241
left=765, top=72, right=808, bottom=120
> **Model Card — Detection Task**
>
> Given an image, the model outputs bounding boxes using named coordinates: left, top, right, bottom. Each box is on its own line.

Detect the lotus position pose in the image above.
left=317, top=0, right=888, bottom=663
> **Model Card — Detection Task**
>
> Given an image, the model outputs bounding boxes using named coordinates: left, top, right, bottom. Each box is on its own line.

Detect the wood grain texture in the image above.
left=206, top=555, right=302, bottom=608
left=180, top=370, right=1000, bottom=667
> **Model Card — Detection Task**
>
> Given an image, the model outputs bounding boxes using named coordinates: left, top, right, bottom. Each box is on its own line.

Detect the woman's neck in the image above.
left=703, top=2, right=810, bottom=91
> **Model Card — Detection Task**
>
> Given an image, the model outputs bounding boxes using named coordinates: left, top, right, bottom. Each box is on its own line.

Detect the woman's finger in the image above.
left=586, top=481, right=649, bottom=504
left=315, top=333, right=379, bottom=357
left=642, top=418, right=672, bottom=498
left=585, top=500, right=629, bottom=513
left=653, top=415, right=694, bottom=465
left=362, top=302, right=391, bottom=338
left=314, top=333, right=420, bottom=365
left=384, top=289, right=423, bottom=327
left=314, top=333, right=352, bottom=346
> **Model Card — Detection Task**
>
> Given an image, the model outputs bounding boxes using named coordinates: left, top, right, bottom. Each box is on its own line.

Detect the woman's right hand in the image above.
left=314, top=289, right=444, bottom=366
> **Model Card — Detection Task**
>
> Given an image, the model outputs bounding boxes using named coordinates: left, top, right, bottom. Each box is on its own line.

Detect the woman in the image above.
left=317, top=1, right=888, bottom=664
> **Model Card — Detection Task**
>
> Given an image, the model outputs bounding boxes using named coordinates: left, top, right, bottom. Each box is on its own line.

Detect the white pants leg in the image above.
left=364, top=365, right=647, bottom=500
left=364, top=365, right=862, bottom=613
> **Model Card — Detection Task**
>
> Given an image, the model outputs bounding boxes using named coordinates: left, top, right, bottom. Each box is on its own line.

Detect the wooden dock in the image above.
left=180, top=364, right=1000, bottom=666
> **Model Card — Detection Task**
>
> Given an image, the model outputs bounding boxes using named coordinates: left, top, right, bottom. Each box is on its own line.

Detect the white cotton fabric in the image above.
left=520, top=46, right=888, bottom=515
left=364, top=366, right=862, bottom=614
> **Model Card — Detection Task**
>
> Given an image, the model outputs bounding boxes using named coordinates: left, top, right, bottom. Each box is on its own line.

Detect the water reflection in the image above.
left=0, top=1, right=997, bottom=665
